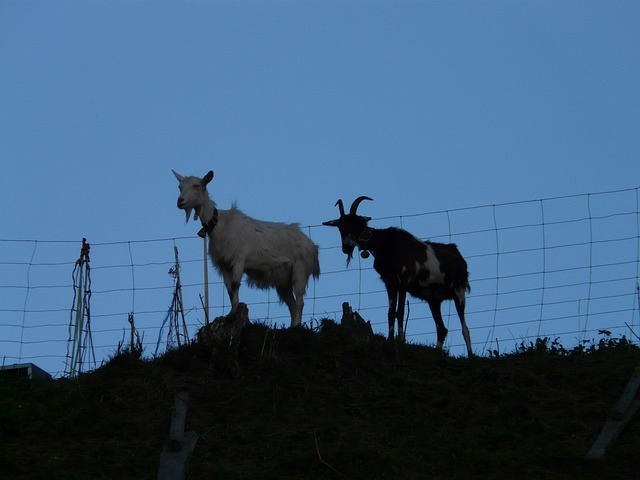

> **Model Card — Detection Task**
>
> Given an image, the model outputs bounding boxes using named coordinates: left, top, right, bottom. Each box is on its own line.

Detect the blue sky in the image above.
left=1, top=1, right=639, bottom=375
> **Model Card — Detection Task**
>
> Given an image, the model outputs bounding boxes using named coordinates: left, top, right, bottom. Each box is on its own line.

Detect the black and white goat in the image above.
left=323, top=196, right=472, bottom=356
left=173, top=170, right=320, bottom=327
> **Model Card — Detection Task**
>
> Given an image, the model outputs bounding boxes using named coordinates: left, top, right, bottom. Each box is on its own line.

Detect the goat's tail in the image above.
left=453, top=270, right=471, bottom=294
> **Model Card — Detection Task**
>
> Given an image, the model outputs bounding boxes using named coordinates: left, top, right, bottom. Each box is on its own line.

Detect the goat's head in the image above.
left=172, top=169, right=214, bottom=222
left=323, top=196, right=373, bottom=264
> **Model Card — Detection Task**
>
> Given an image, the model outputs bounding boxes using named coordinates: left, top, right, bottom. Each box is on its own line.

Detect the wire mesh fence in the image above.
left=1, top=187, right=639, bottom=377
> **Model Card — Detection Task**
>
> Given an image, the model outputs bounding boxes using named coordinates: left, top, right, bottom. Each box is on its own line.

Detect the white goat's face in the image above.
left=172, top=170, right=214, bottom=222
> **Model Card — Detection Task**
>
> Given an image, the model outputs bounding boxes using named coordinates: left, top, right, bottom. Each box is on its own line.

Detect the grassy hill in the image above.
left=1, top=320, right=640, bottom=480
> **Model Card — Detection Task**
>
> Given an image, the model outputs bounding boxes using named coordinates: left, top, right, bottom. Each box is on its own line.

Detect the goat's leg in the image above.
left=223, top=262, right=244, bottom=315
left=428, top=300, right=448, bottom=351
left=276, top=286, right=299, bottom=328
left=395, top=289, right=407, bottom=343
left=454, top=290, right=473, bottom=357
left=293, top=295, right=304, bottom=328
left=386, top=286, right=398, bottom=340
left=223, top=278, right=240, bottom=314
left=220, top=270, right=236, bottom=315
left=292, top=287, right=305, bottom=328
left=290, top=269, right=309, bottom=328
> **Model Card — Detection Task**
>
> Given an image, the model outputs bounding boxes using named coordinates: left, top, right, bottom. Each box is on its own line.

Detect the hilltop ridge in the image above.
left=1, top=321, right=639, bottom=479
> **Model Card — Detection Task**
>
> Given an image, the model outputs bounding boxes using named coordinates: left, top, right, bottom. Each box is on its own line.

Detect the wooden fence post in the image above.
left=158, top=392, right=197, bottom=479
left=586, top=365, right=640, bottom=459
left=203, top=237, right=210, bottom=325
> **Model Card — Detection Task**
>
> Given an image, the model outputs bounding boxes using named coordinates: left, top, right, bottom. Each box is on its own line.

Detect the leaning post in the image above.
left=157, top=392, right=197, bottom=480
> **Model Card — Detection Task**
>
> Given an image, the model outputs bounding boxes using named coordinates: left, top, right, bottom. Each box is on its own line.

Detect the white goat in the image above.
left=172, top=169, right=320, bottom=327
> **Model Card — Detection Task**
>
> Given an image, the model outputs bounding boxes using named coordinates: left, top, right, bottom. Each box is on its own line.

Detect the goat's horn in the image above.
left=349, top=196, right=373, bottom=215
left=334, top=199, right=345, bottom=217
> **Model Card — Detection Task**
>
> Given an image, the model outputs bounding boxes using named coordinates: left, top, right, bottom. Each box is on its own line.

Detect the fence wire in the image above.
left=1, top=187, right=639, bottom=377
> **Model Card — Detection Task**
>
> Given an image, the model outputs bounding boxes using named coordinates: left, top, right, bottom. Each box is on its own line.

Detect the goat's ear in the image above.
left=202, top=170, right=214, bottom=185
left=172, top=169, right=184, bottom=182
left=322, top=220, right=338, bottom=227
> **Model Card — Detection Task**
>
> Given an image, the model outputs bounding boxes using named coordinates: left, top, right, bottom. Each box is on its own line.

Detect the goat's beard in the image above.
left=182, top=207, right=200, bottom=223
left=344, top=245, right=356, bottom=267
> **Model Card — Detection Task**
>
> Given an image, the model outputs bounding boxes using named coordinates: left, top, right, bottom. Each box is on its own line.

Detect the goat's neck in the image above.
left=357, top=227, right=377, bottom=252
left=196, top=199, right=219, bottom=238
left=196, top=198, right=217, bottom=224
